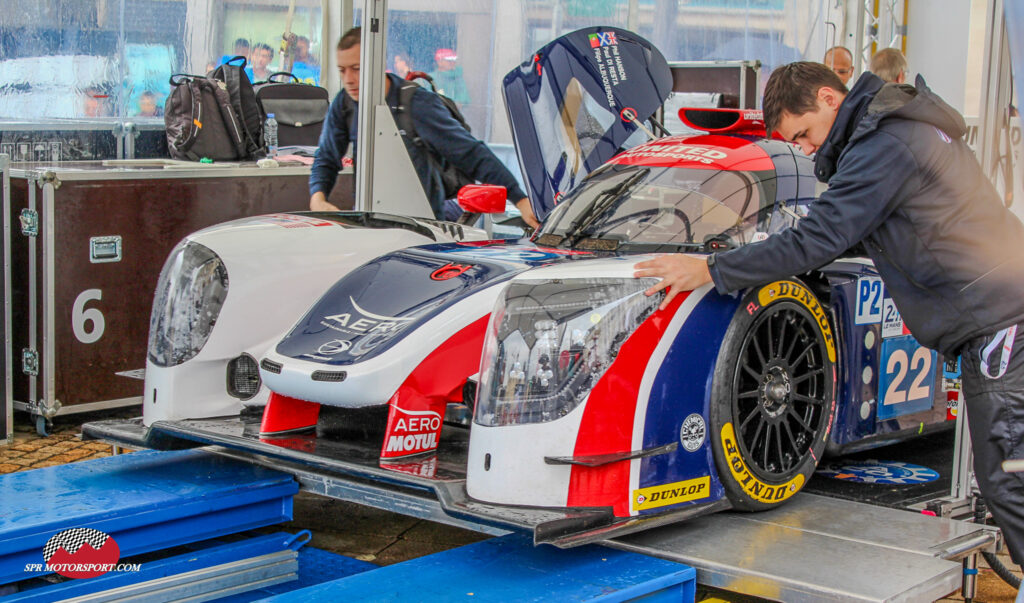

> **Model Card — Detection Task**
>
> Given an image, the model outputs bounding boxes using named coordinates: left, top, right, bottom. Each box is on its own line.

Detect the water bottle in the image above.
left=264, top=113, right=279, bottom=158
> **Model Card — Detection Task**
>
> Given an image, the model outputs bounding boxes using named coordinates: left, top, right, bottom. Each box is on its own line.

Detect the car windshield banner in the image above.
left=503, top=27, right=672, bottom=219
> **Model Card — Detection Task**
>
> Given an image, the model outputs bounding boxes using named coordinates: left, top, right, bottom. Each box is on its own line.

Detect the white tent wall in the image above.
left=904, top=0, right=974, bottom=114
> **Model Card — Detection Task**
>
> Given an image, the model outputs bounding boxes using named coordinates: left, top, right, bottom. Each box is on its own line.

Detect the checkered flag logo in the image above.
left=43, top=528, right=110, bottom=562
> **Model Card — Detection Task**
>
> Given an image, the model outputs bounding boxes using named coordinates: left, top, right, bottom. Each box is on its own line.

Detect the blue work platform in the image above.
left=0, top=449, right=298, bottom=586
left=257, top=533, right=697, bottom=602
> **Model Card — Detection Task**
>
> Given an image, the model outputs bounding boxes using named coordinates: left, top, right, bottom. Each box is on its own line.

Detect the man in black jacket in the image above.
left=635, top=62, right=1024, bottom=562
left=310, top=27, right=538, bottom=228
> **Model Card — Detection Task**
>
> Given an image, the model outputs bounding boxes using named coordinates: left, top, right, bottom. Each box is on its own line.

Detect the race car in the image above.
left=86, top=26, right=956, bottom=546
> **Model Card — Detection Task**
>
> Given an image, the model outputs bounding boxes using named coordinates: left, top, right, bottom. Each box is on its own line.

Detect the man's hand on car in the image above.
left=310, top=191, right=341, bottom=212
left=633, top=254, right=712, bottom=311
left=516, top=197, right=540, bottom=229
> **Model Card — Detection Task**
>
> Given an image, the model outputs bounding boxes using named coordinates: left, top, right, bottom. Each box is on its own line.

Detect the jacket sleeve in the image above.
left=309, top=94, right=351, bottom=197
left=408, top=90, right=528, bottom=201
left=710, top=131, right=921, bottom=294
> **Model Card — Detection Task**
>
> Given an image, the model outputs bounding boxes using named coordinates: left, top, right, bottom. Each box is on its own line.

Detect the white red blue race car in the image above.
left=86, top=27, right=956, bottom=546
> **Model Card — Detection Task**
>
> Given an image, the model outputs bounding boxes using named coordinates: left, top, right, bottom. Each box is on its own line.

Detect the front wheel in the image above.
left=709, top=279, right=837, bottom=511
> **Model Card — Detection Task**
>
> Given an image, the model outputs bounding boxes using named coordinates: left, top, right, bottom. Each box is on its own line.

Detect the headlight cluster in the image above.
left=474, top=278, right=660, bottom=427
left=148, top=241, right=229, bottom=367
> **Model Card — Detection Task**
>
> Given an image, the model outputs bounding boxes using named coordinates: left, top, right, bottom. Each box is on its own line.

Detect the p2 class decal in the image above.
left=757, top=280, right=836, bottom=362
left=632, top=476, right=710, bottom=511
left=815, top=460, right=940, bottom=484
left=721, top=423, right=804, bottom=504
left=502, top=26, right=672, bottom=217
left=430, top=263, right=474, bottom=281
left=854, top=276, right=884, bottom=325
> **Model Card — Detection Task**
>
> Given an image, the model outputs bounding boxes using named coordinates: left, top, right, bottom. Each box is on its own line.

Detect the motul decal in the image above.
left=382, top=405, right=443, bottom=457
left=431, top=263, right=474, bottom=281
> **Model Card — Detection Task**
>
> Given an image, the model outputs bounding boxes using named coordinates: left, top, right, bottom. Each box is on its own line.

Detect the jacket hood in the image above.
left=814, top=73, right=967, bottom=182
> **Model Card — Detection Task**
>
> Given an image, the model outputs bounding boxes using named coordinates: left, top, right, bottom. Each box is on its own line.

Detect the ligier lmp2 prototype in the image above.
left=85, top=27, right=955, bottom=546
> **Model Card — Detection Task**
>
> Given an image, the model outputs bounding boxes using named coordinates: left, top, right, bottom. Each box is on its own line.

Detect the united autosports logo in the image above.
left=27, top=528, right=139, bottom=578
left=588, top=31, right=618, bottom=47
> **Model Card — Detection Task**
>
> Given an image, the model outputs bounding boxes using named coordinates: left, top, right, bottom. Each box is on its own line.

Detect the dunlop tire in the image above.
left=708, top=278, right=836, bottom=511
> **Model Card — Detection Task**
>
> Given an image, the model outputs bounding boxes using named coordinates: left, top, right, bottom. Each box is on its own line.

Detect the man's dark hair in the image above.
left=338, top=27, right=360, bottom=52
left=253, top=42, right=274, bottom=56
left=762, top=61, right=848, bottom=135
left=233, top=38, right=250, bottom=49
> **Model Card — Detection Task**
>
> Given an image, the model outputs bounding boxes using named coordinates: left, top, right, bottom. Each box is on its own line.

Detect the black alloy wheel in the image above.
left=709, top=279, right=836, bottom=511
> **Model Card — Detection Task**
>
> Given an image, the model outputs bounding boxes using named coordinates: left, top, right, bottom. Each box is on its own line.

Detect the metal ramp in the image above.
left=83, top=419, right=999, bottom=602
left=611, top=493, right=998, bottom=602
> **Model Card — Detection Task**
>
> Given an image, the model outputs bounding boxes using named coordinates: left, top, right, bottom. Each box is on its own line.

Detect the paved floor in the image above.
left=2, top=409, right=1022, bottom=602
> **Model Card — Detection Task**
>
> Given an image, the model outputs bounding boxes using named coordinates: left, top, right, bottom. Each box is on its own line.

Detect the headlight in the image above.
left=147, top=241, right=229, bottom=367
left=474, top=277, right=659, bottom=427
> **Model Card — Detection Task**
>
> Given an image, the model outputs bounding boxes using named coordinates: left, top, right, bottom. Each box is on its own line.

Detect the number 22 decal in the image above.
left=877, top=335, right=937, bottom=419
left=884, top=347, right=932, bottom=405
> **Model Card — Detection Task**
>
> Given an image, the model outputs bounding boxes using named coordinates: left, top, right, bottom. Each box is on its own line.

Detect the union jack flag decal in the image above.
left=588, top=32, right=618, bottom=48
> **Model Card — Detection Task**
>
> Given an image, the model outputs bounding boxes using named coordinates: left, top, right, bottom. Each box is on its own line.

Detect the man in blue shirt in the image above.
left=310, top=28, right=538, bottom=228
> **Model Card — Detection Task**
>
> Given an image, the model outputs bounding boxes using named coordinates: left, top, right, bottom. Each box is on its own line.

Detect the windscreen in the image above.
left=537, top=162, right=777, bottom=249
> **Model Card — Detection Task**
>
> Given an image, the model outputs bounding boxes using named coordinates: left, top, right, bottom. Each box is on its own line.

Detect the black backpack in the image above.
left=396, top=72, right=475, bottom=199
left=208, top=56, right=266, bottom=157
left=164, top=74, right=248, bottom=161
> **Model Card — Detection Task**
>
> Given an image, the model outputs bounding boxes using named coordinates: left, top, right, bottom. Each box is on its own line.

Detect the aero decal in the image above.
left=383, top=406, right=443, bottom=456
left=757, top=281, right=836, bottom=362
left=721, top=423, right=804, bottom=503
left=632, top=476, right=710, bottom=511
left=568, top=292, right=690, bottom=517
left=379, top=314, right=490, bottom=459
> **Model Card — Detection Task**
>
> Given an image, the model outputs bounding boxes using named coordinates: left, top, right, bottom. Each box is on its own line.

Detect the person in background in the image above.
left=392, top=51, right=413, bottom=79
left=291, top=36, right=321, bottom=84
left=870, top=47, right=908, bottom=84
left=823, top=45, right=854, bottom=85
left=137, top=91, right=163, bottom=117
left=309, top=27, right=539, bottom=228
left=295, top=36, right=318, bottom=66
left=248, top=43, right=274, bottom=82
left=81, top=86, right=110, bottom=117
left=633, top=62, right=1024, bottom=581
left=221, top=38, right=250, bottom=65
left=429, top=48, right=470, bottom=107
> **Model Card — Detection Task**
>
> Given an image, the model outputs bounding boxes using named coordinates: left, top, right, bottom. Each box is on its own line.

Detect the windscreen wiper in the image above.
left=616, top=241, right=704, bottom=253
left=562, top=168, right=651, bottom=247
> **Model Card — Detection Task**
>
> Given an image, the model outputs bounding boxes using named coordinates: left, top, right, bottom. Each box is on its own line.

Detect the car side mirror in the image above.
left=457, top=185, right=507, bottom=214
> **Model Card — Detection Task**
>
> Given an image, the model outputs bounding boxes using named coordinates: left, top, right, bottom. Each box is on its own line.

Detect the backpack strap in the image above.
left=395, top=81, right=425, bottom=147
left=219, top=64, right=262, bottom=156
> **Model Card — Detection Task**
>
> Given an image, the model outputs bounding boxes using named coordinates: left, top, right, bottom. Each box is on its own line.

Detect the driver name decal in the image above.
left=757, top=281, right=837, bottom=362
left=721, top=423, right=804, bottom=504
left=632, top=476, right=710, bottom=511
left=590, top=32, right=627, bottom=108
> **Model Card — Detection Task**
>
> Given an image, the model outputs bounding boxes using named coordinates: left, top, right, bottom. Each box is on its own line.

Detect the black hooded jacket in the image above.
left=709, top=72, right=1024, bottom=354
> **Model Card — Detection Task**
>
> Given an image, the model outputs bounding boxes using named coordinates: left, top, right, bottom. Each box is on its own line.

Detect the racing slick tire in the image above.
left=708, top=278, right=837, bottom=511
